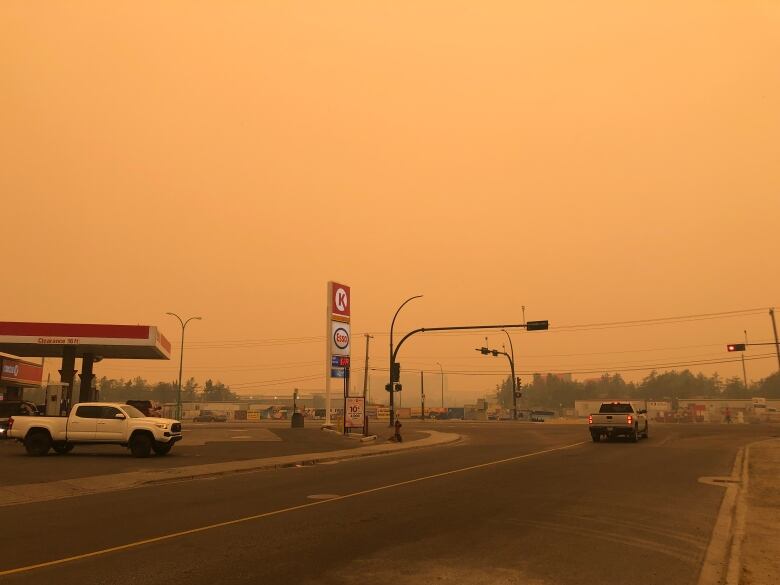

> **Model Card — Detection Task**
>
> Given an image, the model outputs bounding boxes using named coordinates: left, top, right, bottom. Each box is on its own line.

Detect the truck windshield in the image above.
left=122, top=405, right=147, bottom=418
left=599, top=403, right=634, bottom=413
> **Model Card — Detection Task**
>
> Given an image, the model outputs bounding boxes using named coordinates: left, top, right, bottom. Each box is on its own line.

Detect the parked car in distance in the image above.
left=125, top=400, right=162, bottom=417
left=193, top=410, right=227, bottom=422
left=0, top=401, right=39, bottom=439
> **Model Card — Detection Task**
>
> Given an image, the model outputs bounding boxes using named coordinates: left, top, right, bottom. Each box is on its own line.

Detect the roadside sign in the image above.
left=526, top=320, right=549, bottom=331
left=331, top=322, right=351, bottom=356
left=331, top=368, right=348, bottom=378
left=331, top=355, right=350, bottom=367
left=331, top=283, right=351, bottom=318
left=345, top=396, right=365, bottom=428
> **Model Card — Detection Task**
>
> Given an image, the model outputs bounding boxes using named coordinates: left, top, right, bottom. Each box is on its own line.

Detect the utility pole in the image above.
left=436, top=362, right=444, bottom=409
left=362, top=334, right=373, bottom=402
left=741, top=330, right=748, bottom=391
left=420, top=370, right=425, bottom=420
left=770, top=308, right=780, bottom=373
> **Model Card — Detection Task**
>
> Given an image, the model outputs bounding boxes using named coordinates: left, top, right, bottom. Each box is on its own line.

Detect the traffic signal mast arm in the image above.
left=727, top=342, right=779, bottom=351
left=391, top=322, right=547, bottom=366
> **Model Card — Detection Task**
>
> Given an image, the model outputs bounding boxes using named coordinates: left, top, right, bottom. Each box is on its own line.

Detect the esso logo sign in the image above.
left=333, top=327, right=350, bottom=350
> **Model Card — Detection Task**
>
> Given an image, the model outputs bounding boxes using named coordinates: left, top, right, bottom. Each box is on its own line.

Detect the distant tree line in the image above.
left=96, top=376, right=237, bottom=403
left=496, top=369, right=780, bottom=411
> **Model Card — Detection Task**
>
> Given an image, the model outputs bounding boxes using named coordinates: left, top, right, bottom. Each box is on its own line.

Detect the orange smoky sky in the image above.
left=1, top=1, right=779, bottom=401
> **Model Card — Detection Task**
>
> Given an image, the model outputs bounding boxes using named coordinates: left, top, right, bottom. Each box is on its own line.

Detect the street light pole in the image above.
left=436, top=362, right=444, bottom=409
left=502, top=329, right=517, bottom=420
left=389, top=295, right=423, bottom=426
left=166, top=312, right=202, bottom=421
left=476, top=343, right=515, bottom=420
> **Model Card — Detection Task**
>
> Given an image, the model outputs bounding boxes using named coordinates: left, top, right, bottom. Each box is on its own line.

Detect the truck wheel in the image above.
left=152, top=442, right=172, bottom=456
left=52, top=443, right=74, bottom=454
left=129, top=433, right=153, bottom=458
left=630, top=425, right=639, bottom=443
left=642, top=423, right=649, bottom=439
left=590, top=432, right=601, bottom=443
left=24, top=431, right=52, bottom=456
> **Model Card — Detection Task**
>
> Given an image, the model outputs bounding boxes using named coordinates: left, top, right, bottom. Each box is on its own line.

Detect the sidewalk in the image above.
left=740, top=438, right=780, bottom=585
left=0, top=430, right=460, bottom=508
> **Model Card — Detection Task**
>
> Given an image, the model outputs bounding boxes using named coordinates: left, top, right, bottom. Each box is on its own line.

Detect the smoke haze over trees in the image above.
left=496, top=370, right=780, bottom=411
left=96, top=377, right=236, bottom=403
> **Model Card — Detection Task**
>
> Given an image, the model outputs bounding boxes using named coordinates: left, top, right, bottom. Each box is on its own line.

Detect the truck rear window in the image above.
left=599, top=403, right=634, bottom=413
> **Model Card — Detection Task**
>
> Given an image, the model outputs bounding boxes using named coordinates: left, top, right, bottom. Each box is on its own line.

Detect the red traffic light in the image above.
left=727, top=343, right=746, bottom=352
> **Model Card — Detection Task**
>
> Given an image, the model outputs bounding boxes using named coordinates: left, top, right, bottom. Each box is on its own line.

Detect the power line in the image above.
left=163, top=306, right=774, bottom=349
left=370, top=352, right=777, bottom=377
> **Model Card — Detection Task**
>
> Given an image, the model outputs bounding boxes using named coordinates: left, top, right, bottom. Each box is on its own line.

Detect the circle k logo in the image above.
left=335, top=288, right=349, bottom=312
left=333, top=327, right=350, bottom=350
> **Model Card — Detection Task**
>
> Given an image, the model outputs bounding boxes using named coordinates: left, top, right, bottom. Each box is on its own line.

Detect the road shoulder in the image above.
left=739, top=438, right=780, bottom=585
left=0, top=430, right=460, bottom=508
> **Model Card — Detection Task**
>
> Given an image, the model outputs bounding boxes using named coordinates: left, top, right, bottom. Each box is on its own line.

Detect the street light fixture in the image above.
left=501, top=329, right=518, bottom=420
left=476, top=340, right=517, bottom=420
left=388, top=295, right=423, bottom=426
left=166, top=312, right=202, bottom=421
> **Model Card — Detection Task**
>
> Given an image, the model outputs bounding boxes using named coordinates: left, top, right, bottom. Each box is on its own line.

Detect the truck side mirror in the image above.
left=115, top=413, right=126, bottom=420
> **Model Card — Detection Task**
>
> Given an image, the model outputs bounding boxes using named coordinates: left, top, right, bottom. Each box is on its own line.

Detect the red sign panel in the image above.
left=0, top=357, right=43, bottom=386
left=331, top=283, right=350, bottom=318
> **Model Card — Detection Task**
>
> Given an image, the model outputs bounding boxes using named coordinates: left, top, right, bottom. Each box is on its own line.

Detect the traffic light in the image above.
left=515, top=377, right=522, bottom=398
left=479, top=347, right=489, bottom=355
left=491, top=349, right=499, bottom=357
left=391, top=362, right=401, bottom=382
left=727, top=343, right=746, bottom=352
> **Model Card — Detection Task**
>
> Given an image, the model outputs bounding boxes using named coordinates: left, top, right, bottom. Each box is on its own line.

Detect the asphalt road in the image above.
left=0, top=422, right=424, bottom=486
left=2, top=422, right=777, bottom=585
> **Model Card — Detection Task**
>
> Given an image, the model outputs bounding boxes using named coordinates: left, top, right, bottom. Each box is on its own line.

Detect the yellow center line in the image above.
left=1, top=440, right=586, bottom=577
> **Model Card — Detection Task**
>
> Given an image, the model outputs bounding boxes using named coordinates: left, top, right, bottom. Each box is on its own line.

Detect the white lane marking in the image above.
left=307, top=494, right=340, bottom=500
left=0, top=440, right=586, bottom=577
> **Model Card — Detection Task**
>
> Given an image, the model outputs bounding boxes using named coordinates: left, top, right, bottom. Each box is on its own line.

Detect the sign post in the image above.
left=326, top=282, right=351, bottom=427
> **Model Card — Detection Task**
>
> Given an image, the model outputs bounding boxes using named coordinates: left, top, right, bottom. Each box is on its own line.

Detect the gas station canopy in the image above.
left=0, top=322, right=171, bottom=360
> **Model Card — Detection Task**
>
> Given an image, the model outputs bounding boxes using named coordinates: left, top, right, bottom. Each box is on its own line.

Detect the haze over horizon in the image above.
left=3, top=1, right=779, bottom=399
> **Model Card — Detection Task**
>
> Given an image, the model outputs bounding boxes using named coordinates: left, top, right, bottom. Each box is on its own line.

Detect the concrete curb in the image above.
left=0, top=430, right=460, bottom=508
left=697, top=437, right=779, bottom=585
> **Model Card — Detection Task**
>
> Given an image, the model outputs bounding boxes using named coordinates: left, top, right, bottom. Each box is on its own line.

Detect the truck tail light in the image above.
left=7, top=417, right=13, bottom=431
left=627, top=415, right=633, bottom=425
left=588, top=415, right=593, bottom=424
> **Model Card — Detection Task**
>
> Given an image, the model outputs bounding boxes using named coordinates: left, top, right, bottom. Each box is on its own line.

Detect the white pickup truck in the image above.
left=588, top=402, right=648, bottom=442
left=7, top=402, right=182, bottom=457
